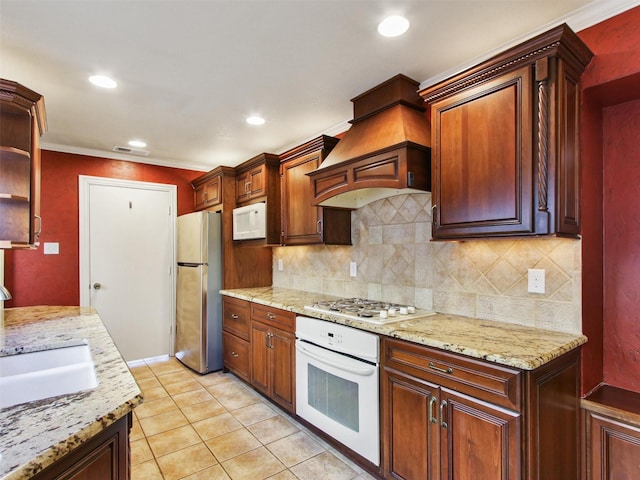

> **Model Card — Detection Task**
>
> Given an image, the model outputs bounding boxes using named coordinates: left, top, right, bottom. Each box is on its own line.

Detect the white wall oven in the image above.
left=295, top=316, right=380, bottom=466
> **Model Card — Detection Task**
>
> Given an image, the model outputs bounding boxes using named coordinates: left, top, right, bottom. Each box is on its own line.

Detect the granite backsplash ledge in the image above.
left=272, top=193, right=582, bottom=334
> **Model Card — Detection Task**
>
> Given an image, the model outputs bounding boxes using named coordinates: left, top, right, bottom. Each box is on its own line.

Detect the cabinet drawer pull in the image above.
left=231, top=314, right=239, bottom=319
left=440, top=400, right=448, bottom=429
left=429, top=362, right=453, bottom=375
left=231, top=351, right=239, bottom=358
left=265, top=312, right=276, bottom=320
left=429, top=397, right=437, bottom=424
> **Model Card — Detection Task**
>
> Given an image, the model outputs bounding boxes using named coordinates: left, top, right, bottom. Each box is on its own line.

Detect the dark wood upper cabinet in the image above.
left=192, top=166, right=235, bottom=211
left=420, top=24, right=593, bottom=239
left=280, top=135, right=351, bottom=246
left=0, top=79, right=47, bottom=249
left=234, top=153, right=281, bottom=245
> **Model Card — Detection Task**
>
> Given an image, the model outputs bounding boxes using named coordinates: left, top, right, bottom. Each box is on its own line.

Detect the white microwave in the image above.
left=232, top=202, right=267, bottom=240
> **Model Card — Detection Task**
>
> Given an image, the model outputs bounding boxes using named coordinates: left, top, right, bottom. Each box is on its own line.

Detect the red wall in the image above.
left=4, top=150, right=201, bottom=307
left=602, top=100, right=640, bottom=391
left=578, top=5, right=640, bottom=394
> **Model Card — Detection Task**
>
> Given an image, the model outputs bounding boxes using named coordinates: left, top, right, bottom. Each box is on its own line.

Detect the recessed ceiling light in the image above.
left=246, top=115, right=265, bottom=126
left=89, top=75, right=117, bottom=89
left=128, top=139, right=147, bottom=148
left=377, top=15, right=410, bottom=37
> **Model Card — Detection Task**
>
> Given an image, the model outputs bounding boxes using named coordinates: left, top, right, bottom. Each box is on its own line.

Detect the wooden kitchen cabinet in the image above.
left=250, top=303, right=295, bottom=413
left=235, top=153, right=279, bottom=205
left=280, top=135, right=352, bottom=246
left=222, top=296, right=251, bottom=381
left=192, top=166, right=234, bottom=211
left=0, top=79, right=47, bottom=249
left=31, top=412, right=131, bottom=480
left=419, top=24, right=593, bottom=239
left=381, top=337, right=581, bottom=480
left=234, top=153, right=281, bottom=244
left=582, top=385, right=640, bottom=480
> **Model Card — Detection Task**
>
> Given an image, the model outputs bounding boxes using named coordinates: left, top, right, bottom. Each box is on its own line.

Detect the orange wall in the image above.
left=578, top=5, right=640, bottom=393
left=3, top=150, right=201, bottom=307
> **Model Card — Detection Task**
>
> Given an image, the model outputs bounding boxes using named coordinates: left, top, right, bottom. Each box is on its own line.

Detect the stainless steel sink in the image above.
left=0, top=340, right=98, bottom=409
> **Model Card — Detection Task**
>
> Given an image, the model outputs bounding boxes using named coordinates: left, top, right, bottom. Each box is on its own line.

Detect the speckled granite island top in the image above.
left=0, top=306, right=143, bottom=480
left=220, top=287, right=587, bottom=371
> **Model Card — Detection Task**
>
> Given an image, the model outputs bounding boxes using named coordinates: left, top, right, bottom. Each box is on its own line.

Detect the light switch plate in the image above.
left=43, top=242, right=60, bottom=255
left=277, top=258, right=284, bottom=271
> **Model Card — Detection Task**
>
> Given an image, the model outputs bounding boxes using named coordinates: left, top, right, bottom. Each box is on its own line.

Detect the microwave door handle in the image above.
left=295, top=342, right=376, bottom=377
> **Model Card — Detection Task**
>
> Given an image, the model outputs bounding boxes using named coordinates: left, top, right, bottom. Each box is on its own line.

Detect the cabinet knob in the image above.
left=231, top=314, right=239, bottom=319
left=93, top=282, right=102, bottom=290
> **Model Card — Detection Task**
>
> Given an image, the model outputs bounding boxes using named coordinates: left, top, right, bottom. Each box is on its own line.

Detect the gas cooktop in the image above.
left=303, top=298, right=435, bottom=324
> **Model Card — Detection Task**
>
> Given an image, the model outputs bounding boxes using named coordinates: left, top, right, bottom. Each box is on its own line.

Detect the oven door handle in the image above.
left=296, top=342, right=377, bottom=377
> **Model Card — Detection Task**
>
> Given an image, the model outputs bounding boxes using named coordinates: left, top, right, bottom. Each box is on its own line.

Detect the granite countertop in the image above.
left=0, top=306, right=143, bottom=480
left=220, top=287, right=587, bottom=370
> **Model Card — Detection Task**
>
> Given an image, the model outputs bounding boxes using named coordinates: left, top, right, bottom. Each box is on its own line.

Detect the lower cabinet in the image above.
left=250, top=304, right=295, bottom=413
left=381, top=337, right=581, bottom=480
left=31, top=413, right=131, bottom=480
left=582, top=385, right=640, bottom=480
left=222, top=296, right=296, bottom=413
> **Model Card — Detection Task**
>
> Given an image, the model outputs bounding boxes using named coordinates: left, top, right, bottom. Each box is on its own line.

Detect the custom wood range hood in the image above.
left=307, top=74, right=431, bottom=209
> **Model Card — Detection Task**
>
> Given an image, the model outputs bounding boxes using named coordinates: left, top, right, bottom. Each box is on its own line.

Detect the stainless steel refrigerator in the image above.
left=175, top=211, right=223, bottom=373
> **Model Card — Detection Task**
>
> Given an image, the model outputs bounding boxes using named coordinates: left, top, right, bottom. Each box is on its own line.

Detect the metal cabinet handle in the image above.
left=317, top=220, right=322, bottom=234
left=245, top=181, right=251, bottom=193
left=265, top=312, right=276, bottom=320
left=93, top=282, right=102, bottom=290
left=440, top=400, right=448, bottom=429
left=429, top=397, right=437, bottom=424
left=231, top=314, right=239, bottom=319
left=231, top=351, right=239, bottom=358
left=34, top=214, right=42, bottom=239
left=429, top=362, right=453, bottom=375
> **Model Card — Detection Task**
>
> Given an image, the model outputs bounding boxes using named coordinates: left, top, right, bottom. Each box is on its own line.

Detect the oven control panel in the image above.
left=295, top=315, right=379, bottom=363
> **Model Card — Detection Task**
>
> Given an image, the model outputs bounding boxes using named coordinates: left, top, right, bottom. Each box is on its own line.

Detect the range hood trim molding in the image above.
left=307, top=74, right=432, bottom=209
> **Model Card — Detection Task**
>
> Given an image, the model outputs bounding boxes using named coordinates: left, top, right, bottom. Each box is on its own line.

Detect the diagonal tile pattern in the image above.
left=272, top=192, right=582, bottom=333
left=129, top=357, right=377, bottom=480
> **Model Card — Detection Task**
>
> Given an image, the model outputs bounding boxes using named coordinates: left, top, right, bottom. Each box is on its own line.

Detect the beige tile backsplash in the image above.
left=273, top=193, right=582, bottom=333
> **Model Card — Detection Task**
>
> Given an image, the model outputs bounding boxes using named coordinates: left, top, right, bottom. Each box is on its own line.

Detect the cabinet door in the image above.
left=431, top=65, right=534, bottom=239
left=440, top=389, right=521, bottom=480
left=236, top=165, right=265, bottom=203
left=193, top=184, right=207, bottom=210
left=281, top=152, right=323, bottom=245
left=250, top=321, right=270, bottom=396
left=270, top=327, right=295, bottom=412
left=587, top=411, right=640, bottom=480
left=382, top=369, right=439, bottom=480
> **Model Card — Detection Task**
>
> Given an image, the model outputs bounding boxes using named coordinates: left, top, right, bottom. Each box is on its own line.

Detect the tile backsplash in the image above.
left=273, top=193, right=582, bottom=333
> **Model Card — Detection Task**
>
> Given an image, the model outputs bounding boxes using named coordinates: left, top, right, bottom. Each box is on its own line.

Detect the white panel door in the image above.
left=80, top=177, right=175, bottom=362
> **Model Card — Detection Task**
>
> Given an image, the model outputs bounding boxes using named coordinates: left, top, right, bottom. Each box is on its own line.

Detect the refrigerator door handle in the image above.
left=177, top=262, right=206, bottom=267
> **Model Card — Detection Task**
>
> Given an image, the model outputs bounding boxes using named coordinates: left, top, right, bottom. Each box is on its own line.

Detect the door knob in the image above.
left=93, top=283, right=102, bottom=290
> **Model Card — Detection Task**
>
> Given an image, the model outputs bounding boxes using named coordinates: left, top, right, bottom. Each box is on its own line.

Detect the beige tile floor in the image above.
left=129, top=356, right=378, bottom=480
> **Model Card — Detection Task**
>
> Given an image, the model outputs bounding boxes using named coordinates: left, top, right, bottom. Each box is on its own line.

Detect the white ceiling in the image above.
left=1, top=0, right=637, bottom=172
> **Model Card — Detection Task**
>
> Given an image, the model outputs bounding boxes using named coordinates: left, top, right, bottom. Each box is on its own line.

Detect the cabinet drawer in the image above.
left=222, top=297, right=250, bottom=340
left=250, top=303, right=295, bottom=332
left=383, top=337, right=521, bottom=411
left=223, top=331, right=250, bottom=382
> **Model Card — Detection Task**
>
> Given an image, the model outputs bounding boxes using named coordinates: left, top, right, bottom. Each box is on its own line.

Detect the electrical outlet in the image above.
left=350, top=261, right=357, bottom=277
left=277, top=258, right=284, bottom=271
left=528, top=269, right=545, bottom=294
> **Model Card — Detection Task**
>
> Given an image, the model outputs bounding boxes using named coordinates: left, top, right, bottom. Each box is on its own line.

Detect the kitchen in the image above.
left=2, top=1, right=640, bottom=479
